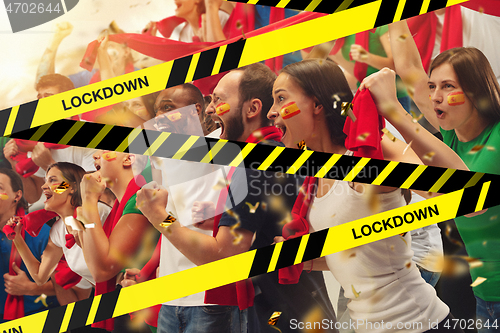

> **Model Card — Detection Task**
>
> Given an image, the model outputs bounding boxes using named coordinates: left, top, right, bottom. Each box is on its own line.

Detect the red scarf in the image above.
left=278, top=177, right=317, bottom=284
left=3, top=207, right=26, bottom=320
left=11, top=140, right=69, bottom=178
left=407, top=6, right=462, bottom=72
left=462, top=0, right=500, bottom=16
left=92, top=176, right=146, bottom=331
left=343, top=89, right=385, bottom=160
left=2, top=209, right=58, bottom=240
left=205, top=126, right=282, bottom=309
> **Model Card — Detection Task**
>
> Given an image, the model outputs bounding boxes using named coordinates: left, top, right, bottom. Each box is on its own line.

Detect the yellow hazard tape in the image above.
left=0, top=180, right=495, bottom=332
left=0, top=0, right=464, bottom=137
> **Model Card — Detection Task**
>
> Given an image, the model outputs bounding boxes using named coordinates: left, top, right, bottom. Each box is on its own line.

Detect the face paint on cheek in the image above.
left=0, top=193, right=9, bottom=200
left=102, top=151, right=117, bottom=161
left=448, top=92, right=466, bottom=106
left=280, top=102, right=301, bottom=119
left=166, top=111, right=182, bottom=122
left=216, top=103, right=231, bottom=116
left=53, top=181, right=70, bottom=194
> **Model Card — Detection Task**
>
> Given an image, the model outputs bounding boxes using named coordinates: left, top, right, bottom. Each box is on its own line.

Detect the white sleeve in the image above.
left=49, top=218, right=64, bottom=248
left=97, top=202, right=112, bottom=225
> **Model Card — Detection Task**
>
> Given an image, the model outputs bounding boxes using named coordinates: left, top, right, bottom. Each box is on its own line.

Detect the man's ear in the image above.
left=246, top=98, right=263, bottom=119
left=194, top=103, right=203, bottom=118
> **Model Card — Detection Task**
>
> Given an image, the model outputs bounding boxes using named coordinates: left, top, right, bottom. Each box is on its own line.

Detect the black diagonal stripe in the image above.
left=263, top=148, right=306, bottom=174
left=483, top=180, right=500, bottom=211
left=220, top=39, right=246, bottom=73
left=438, top=170, right=480, bottom=194
left=93, top=289, right=120, bottom=324
left=193, top=47, right=220, bottom=81
left=41, top=305, right=67, bottom=333
left=211, top=140, right=247, bottom=167
left=325, top=155, right=361, bottom=181
left=179, top=136, right=213, bottom=162
left=67, top=298, right=94, bottom=330
left=65, top=121, right=107, bottom=148
left=352, top=159, right=390, bottom=184
left=411, top=166, right=447, bottom=192
left=379, top=163, right=419, bottom=189
left=0, top=107, right=12, bottom=135
left=150, top=132, right=192, bottom=159
left=296, top=151, right=336, bottom=178
left=401, top=0, right=424, bottom=20
left=253, top=0, right=281, bottom=7
left=120, top=128, right=161, bottom=155
left=456, top=184, right=483, bottom=218
left=348, top=0, right=378, bottom=10
left=427, top=0, right=448, bottom=12
left=249, top=245, right=275, bottom=277
left=166, top=55, right=193, bottom=89
left=93, top=124, right=135, bottom=151
left=374, top=0, right=398, bottom=27
left=12, top=100, right=38, bottom=134
left=284, top=0, right=311, bottom=10
left=476, top=172, right=500, bottom=185
left=302, top=228, right=329, bottom=262
left=240, top=144, right=283, bottom=170
left=29, top=120, right=72, bottom=144
left=8, top=125, right=40, bottom=141
left=275, top=237, right=302, bottom=270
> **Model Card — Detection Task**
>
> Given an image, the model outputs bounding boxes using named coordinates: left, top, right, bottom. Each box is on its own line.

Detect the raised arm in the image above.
left=388, top=20, right=440, bottom=131
left=360, top=68, right=468, bottom=171
left=79, top=173, right=152, bottom=282
left=350, top=31, right=395, bottom=71
left=204, top=0, right=229, bottom=42
left=10, top=219, right=62, bottom=285
left=35, top=22, right=73, bottom=85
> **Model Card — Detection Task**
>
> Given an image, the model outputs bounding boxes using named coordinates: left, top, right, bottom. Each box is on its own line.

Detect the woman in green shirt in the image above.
left=360, top=20, right=500, bottom=333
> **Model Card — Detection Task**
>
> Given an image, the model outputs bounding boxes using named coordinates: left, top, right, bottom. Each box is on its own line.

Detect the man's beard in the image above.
left=224, top=106, right=245, bottom=141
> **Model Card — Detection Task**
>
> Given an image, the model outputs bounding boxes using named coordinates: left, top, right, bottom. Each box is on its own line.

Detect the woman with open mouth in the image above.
left=7, top=163, right=110, bottom=323
left=383, top=20, right=500, bottom=333
left=267, top=59, right=466, bottom=333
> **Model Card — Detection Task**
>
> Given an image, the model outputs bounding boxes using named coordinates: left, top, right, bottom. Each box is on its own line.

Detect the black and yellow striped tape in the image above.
left=10, top=119, right=500, bottom=194
left=0, top=0, right=465, bottom=138
left=1, top=179, right=497, bottom=333
left=225, top=0, right=466, bottom=20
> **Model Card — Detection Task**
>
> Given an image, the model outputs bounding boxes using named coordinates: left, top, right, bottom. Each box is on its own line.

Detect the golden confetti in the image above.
left=363, top=185, right=380, bottom=214
left=0, top=193, right=9, bottom=200
left=410, top=111, right=424, bottom=123
left=357, top=132, right=370, bottom=141
left=129, top=308, right=153, bottom=330
left=268, top=311, right=282, bottom=326
left=490, top=215, right=498, bottom=221
left=479, top=6, right=484, bottom=14
left=359, top=49, right=369, bottom=61
left=278, top=212, right=293, bottom=226
left=213, top=178, right=230, bottom=190
left=34, top=294, right=48, bottom=307
left=306, top=40, right=336, bottom=60
left=53, top=181, right=70, bottom=194
left=261, top=202, right=268, bottom=211
left=445, top=224, right=464, bottom=247
left=381, top=128, right=397, bottom=142
left=297, top=140, right=307, bottom=150
left=351, top=285, right=361, bottom=298
left=486, top=146, right=496, bottom=151
left=423, top=151, right=436, bottom=161
left=471, top=277, right=487, bottom=287
left=403, top=141, right=413, bottom=155
left=349, top=252, right=356, bottom=258
left=340, top=102, right=356, bottom=122
left=397, top=33, right=408, bottom=42
left=390, top=245, right=395, bottom=251
left=245, top=202, right=260, bottom=213
left=330, top=213, right=336, bottom=218
left=406, top=262, right=411, bottom=269
left=468, top=145, right=485, bottom=154
left=399, top=235, right=408, bottom=246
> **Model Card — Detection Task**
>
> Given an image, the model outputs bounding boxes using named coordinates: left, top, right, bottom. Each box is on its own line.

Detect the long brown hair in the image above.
left=0, top=169, right=28, bottom=212
left=430, top=47, right=500, bottom=124
left=47, top=162, right=86, bottom=208
left=281, top=59, right=353, bottom=146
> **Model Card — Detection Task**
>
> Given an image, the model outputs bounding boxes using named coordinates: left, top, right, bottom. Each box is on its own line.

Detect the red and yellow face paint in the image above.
left=216, top=102, right=231, bottom=116
left=0, top=193, right=9, bottom=200
left=166, top=111, right=182, bottom=122
left=102, top=151, right=117, bottom=161
left=280, top=102, right=301, bottom=119
left=447, top=92, right=465, bottom=106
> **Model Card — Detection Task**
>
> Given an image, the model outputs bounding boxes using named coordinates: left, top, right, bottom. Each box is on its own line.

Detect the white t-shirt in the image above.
left=34, top=147, right=96, bottom=178
left=170, top=10, right=230, bottom=42
left=308, top=180, right=448, bottom=333
left=152, top=157, right=231, bottom=306
left=49, top=202, right=112, bottom=289
left=384, top=122, right=444, bottom=271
